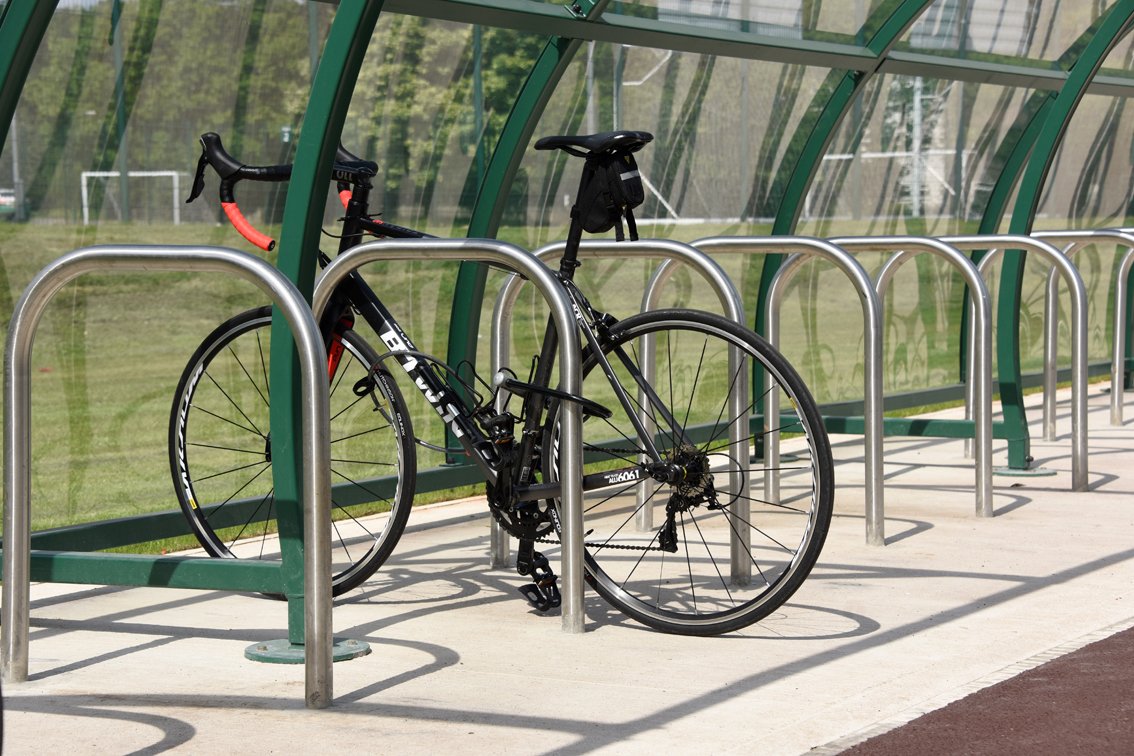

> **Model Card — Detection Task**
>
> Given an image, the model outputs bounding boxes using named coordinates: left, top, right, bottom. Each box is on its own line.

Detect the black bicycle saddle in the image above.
left=534, top=130, right=653, bottom=157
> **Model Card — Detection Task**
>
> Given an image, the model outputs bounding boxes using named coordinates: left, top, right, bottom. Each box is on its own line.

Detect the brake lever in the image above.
left=186, top=152, right=208, bottom=204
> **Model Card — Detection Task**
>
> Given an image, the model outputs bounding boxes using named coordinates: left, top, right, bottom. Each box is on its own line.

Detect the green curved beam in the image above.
left=1009, top=13, right=1134, bottom=229
left=979, top=9, right=1134, bottom=238
left=22, top=9, right=96, bottom=216
left=443, top=0, right=610, bottom=457
left=990, top=5, right=1134, bottom=469
left=270, top=0, right=385, bottom=633
left=0, top=0, right=61, bottom=150
left=957, top=15, right=1119, bottom=467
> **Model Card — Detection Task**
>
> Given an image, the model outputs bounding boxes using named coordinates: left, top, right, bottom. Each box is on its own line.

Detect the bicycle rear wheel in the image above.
left=169, top=306, right=415, bottom=596
left=543, top=308, right=832, bottom=635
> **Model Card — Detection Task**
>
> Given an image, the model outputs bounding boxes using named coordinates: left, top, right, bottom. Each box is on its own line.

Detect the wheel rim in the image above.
left=548, top=313, right=831, bottom=632
left=172, top=312, right=410, bottom=593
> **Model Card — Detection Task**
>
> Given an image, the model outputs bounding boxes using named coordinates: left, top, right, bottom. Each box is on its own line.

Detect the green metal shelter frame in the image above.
left=5, top=0, right=1134, bottom=633
left=998, top=6, right=1134, bottom=469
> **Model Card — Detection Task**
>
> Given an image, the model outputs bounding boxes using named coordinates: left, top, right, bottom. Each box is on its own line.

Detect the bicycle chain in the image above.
left=534, top=535, right=668, bottom=552
left=583, top=443, right=644, bottom=457
left=539, top=448, right=676, bottom=553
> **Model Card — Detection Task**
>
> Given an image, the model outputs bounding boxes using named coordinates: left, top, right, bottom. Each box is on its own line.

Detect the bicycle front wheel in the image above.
left=169, top=306, right=416, bottom=596
left=543, top=309, right=833, bottom=635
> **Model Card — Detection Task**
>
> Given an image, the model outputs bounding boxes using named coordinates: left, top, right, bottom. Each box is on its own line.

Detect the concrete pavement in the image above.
left=4, top=384, right=1133, bottom=754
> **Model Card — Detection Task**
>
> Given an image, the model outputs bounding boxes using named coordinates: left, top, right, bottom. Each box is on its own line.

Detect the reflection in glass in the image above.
left=903, top=0, right=1118, bottom=62
left=601, top=0, right=899, bottom=40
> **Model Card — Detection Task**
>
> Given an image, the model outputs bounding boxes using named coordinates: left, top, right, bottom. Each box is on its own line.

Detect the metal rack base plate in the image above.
left=245, top=638, right=372, bottom=664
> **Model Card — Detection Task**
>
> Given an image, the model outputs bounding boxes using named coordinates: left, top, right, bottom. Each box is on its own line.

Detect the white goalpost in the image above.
left=81, top=170, right=182, bottom=225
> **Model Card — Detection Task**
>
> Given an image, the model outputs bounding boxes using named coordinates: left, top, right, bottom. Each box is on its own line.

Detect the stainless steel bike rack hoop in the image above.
left=691, top=237, right=885, bottom=546
left=490, top=239, right=750, bottom=580
left=1031, top=229, right=1134, bottom=431
left=3, top=245, right=333, bottom=708
left=313, top=238, right=587, bottom=633
left=1112, top=247, right=1134, bottom=424
left=830, top=237, right=994, bottom=518
left=942, top=235, right=1089, bottom=491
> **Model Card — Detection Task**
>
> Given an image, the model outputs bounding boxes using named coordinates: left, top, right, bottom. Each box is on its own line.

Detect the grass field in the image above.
left=0, top=219, right=1124, bottom=542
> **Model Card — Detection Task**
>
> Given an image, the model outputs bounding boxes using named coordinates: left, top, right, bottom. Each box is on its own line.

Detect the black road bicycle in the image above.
left=170, top=130, right=833, bottom=635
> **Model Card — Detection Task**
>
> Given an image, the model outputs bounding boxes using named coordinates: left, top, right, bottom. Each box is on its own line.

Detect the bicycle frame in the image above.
left=179, top=127, right=834, bottom=634
left=321, top=175, right=675, bottom=507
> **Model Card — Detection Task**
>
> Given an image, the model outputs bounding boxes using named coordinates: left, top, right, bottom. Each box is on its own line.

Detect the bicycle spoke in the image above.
left=200, top=463, right=272, bottom=511
left=679, top=514, right=698, bottom=613
left=223, top=488, right=274, bottom=550
left=332, top=424, right=394, bottom=445
left=716, top=499, right=797, bottom=553
left=186, top=440, right=265, bottom=457
left=226, top=344, right=270, bottom=411
left=173, top=310, right=415, bottom=597
left=193, top=457, right=270, bottom=484
left=560, top=310, right=832, bottom=634
left=256, top=329, right=270, bottom=402
left=689, top=509, right=737, bottom=608
left=703, top=359, right=758, bottom=450
left=723, top=489, right=815, bottom=516
left=616, top=524, right=664, bottom=588
left=329, top=388, right=378, bottom=424
left=717, top=504, right=772, bottom=586
left=204, top=370, right=266, bottom=438
left=188, top=403, right=264, bottom=439
left=679, top=338, right=710, bottom=435
left=583, top=478, right=660, bottom=517
left=330, top=456, right=398, bottom=468
left=329, top=466, right=397, bottom=511
left=329, top=351, right=354, bottom=398
left=256, top=490, right=274, bottom=560
left=625, top=341, right=667, bottom=435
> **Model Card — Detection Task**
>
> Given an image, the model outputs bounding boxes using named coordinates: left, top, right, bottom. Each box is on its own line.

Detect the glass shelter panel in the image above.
left=9, top=0, right=1134, bottom=540
left=601, top=0, right=905, bottom=41
left=338, top=17, right=553, bottom=462
left=798, top=75, right=1042, bottom=237
left=795, top=76, right=1049, bottom=397
left=901, top=0, right=1121, bottom=63
left=0, top=0, right=336, bottom=532
left=484, top=42, right=832, bottom=393
left=509, top=44, right=829, bottom=246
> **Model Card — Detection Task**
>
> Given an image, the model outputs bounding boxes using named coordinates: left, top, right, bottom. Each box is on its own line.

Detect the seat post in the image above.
left=557, top=162, right=593, bottom=281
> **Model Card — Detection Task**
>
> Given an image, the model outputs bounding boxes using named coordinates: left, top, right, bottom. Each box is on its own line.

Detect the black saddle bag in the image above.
left=575, top=152, right=646, bottom=240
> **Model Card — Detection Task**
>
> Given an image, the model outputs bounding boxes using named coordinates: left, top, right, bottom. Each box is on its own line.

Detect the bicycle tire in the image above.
left=169, top=306, right=415, bottom=596
left=542, top=308, right=833, bottom=635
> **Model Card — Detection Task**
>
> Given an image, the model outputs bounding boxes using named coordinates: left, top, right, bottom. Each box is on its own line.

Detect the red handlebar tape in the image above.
left=222, top=202, right=275, bottom=251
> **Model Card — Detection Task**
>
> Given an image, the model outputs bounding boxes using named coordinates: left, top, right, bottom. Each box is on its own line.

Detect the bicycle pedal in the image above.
left=517, top=583, right=558, bottom=613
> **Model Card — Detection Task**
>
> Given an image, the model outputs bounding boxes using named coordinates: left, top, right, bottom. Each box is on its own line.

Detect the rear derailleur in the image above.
left=515, top=537, right=561, bottom=613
